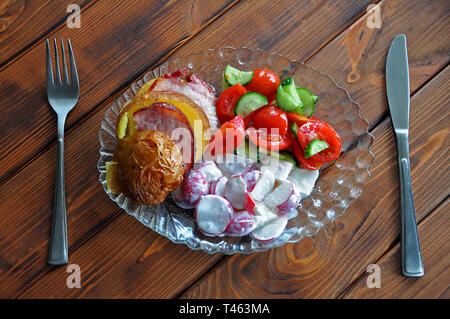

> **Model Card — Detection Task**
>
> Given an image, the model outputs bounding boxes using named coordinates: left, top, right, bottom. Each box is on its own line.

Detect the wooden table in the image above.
left=0, top=0, right=448, bottom=299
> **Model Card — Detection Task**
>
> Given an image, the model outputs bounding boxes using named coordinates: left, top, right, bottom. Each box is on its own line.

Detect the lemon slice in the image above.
left=105, top=161, right=120, bottom=194
left=135, top=79, right=156, bottom=100
left=116, top=112, right=128, bottom=139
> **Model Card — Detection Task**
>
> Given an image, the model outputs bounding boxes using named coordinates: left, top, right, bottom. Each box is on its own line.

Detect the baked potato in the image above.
left=113, top=130, right=184, bottom=205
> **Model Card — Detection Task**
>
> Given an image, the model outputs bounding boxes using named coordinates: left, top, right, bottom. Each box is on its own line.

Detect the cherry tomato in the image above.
left=296, top=118, right=342, bottom=163
left=244, top=68, right=280, bottom=102
left=205, top=115, right=245, bottom=156
left=290, top=137, right=323, bottom=170
left=245, top=105, right=289, bottom=136
left=216, top=84, right=248, bottom=123
left=245, top=105, right=292, bottom=151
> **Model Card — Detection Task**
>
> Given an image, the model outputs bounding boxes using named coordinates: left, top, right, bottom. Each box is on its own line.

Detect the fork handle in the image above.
left=396, top=132, right=424, bottom=277
left=48, top=116, right=68, bottom=265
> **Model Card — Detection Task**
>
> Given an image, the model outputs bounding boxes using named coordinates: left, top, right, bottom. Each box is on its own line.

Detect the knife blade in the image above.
left=386, top=34, right=410, bottom=132
left=386, top=34, right=424, bottom=277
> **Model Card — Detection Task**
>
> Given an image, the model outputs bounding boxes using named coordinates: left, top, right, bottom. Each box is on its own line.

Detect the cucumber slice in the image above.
left=223, top=64, right=254, bottom=86
left=296, top=88, right=315, bottom=117
left=304, top=140, right=329, bottom=158
left=277, top=150, right=298, bottom=167
left=312, top=95, right=319, bottom=104
left=222, top=72, right=230, bottom=91
left=234, top=92, right=268, bottom=117
left=276, top=77, right=303, bottom=114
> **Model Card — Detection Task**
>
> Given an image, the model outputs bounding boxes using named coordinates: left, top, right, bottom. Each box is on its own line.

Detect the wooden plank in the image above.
left=179, top=66, right=449, bottom=298
left=0, top=0, right=237, bottom=298
left=0, top=88, right=225, bottom=299
left=7, top=0, right=450, bottom=298
left=307, top=0, right=450, bottom=126
left=173, top=0, right=376, bottom=63
left=175, top=0, right=450, bottom=298
left=0, top=0, right=93, bottom=67
left=0, top=0, right=378, bottom=298
left=171, top=0, right=450, bottom=117
left=19, top=208, right=224, bottom=299
left=0, top=0, right=237, bottom=183
left=341, top=199, right=449, bottom=299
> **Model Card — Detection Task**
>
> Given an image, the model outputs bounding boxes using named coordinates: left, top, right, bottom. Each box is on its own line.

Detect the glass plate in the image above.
left=97, top=47, right=374, bottom=254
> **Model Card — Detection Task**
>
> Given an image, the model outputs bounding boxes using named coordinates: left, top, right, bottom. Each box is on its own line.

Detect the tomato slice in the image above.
left=205, top=115, right=245, bottom=156
left=286, top=112, right=310, bottom=125
left=216, top=84, right=248, bottom=124
left=246, top=127, right=293, bottom=151
left=296, top=118, right=342, bottom=163
left=290, top=137, right=323, bottom=170
left=244, top=105, right=292, bottom=151
left=244, top=68, right=280, bottom=102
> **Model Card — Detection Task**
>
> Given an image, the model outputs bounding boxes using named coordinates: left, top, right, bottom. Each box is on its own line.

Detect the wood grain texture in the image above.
left=18, top=209, right=224, bottom=299
left=174, top=0, right=450, bottom=297
left=341, top=199, right=449, bottom=299
left=307, top=0, right=450, bottom=126
left=0, top=0, right=93, bottom=67
left=0, top=0, right=379, bottom=298
left=172, top=0, right=376, bottom=64
left=179, top=66, right=450, bottom=298
left=0, top=0, right=237, bottom=184
left=164, top=0, right=449, bottom=130
left=0, top=0, right=237, bottom=298
left=0, top=98, right=224, bottom=299
left=2, top=0, right=448, bottom=299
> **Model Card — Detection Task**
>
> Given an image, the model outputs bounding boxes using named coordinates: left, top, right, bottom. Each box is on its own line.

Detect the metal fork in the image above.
left=46, top=39, right=79, bottom=265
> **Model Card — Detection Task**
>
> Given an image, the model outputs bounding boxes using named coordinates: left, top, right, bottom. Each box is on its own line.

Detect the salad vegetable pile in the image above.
left=209, top=64, right=342, bottom=170
left=172, top=65, right=344, bottom=241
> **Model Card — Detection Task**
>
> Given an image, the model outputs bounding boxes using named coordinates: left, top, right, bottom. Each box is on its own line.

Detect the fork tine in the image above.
left=60, top=38, right=69, bottom=84
left=67, top=39, right=79, bottom=87
left=46, top=39, right=54, bottom=85
left=53, top=39, right=62, bottom=84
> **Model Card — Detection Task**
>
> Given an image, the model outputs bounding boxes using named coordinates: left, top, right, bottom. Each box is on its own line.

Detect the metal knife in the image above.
left=386, top=34, right=424, bottom=277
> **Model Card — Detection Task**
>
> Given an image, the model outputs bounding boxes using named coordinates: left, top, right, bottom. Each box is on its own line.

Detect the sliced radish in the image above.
left=277, top=191, right=301, bottom=214
left=251, top=202, right=285, bottom=231
left=251, top=214, right=288, bottom=243
left=223, top=175, right=247, bottom=210
left=259, top=155, right=294, bottom=180
left=171, top=186, right=195, bottom=209
left=241, top=168, right=262, bottom=192
left=274, top=160, right=294, bottom=180
left=250, top=169, right=275, bottom=202
left=244, top=192, right=256, bottom=215
left=287, top=167, right=319, bottom=198
left=209, top=176, right=228, bottom=196
left=193, top=161, right=222, bottom=183
left=215, top=154, right=253, bottom=177
left=195, top=195, right=235, bottom=236
left=181, top=169, right=209, bottom=206
left=252, top=201, right=274, bottom=218
left=224, top=210, right=256, bottom=237
left=264, top=180, right=300, bottom=214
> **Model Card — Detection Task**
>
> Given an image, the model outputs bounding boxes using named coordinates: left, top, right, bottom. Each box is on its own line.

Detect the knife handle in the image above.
left=396, top=132, right=424, bottom=277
